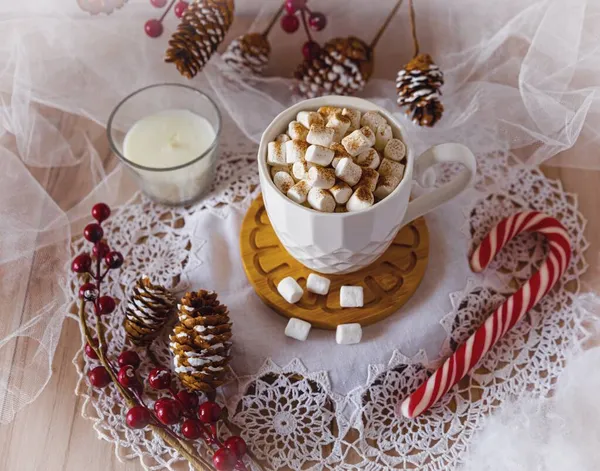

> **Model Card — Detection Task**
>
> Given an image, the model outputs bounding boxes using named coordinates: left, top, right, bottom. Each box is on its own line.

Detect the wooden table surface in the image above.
left=1, top=17, right=600, bottom=471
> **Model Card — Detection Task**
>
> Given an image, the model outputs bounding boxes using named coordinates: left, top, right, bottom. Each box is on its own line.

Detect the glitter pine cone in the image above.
left=222, top=32, right=271, bottom=76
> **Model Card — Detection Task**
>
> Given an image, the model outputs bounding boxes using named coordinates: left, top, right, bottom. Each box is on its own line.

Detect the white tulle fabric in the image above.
left=1, top=0, right=600, bottom=468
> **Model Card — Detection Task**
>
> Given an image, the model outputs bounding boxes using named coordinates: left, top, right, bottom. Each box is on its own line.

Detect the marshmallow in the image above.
left=285, top=139, right=309, bottom=163
left=378, top=158, right=405, bottom=179
left=374, top=124, right=393, bottom=151
left=273, top=171, right=294, bottom=194
left=374, top=175, right=401, bottom=200
left=284, top=317, right=311, bottom=341
left=360, top=110, right=387, bottom=132
left=267, top=141, right=286, bottom=165
left=297, top=111, right=324, bottom=129
left=275, top=133, right=291, bottom=143
left=292, top=161, right=310, bottom=181
left=329, top=181, right=353, bottom=204
left=288, top=121, right=309, bottom=141
left=270, top=165, right=291, bottom=179
left=336, top=323, right=362, bottom=345
left=330, top=143, right=351, bottom=168
left=306, top=273, right=331, bottom=295
left=342, top=129, right=373, bottom=157
left=335, top=157, right=363, bottom=186
left=355, top=148, right=381, bottom=169
left=355, top=168, right=379, bottom=192
left=346, top=186, right=374, bottom=212
left=278, top=277, right=303, bottom=304
left=334, top=205, right=348, bottom=213
left=306, top=144, right=334, bottom=167
left=307, top=166, right=336, bottom=189
left=342, top=108, right=361, bottom=133
left=307, top=124, right=336, bottom=147
left=383, top=138, right=406, bottom=162
left=340, top=285, right=364, bottom=308
left=307, top=187, right=335, bottom=212
left=287, top=180, right=311, bottom=204
left=318, top=106, right=343, bottom=119
left=326, top=113, right=351, bottom=142
left=360, top=126, right=376, bottom=147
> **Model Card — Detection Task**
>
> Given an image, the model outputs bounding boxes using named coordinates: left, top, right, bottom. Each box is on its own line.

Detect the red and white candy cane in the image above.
left=399, top=211, right=572, bottom=419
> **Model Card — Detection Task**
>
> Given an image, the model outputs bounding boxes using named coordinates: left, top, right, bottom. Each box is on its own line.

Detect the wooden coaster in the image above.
left=240, top=195, right=430, bottom=330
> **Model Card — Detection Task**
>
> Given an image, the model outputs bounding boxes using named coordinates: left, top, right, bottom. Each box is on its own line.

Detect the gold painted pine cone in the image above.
left=222, top=32, right=271, bottom=76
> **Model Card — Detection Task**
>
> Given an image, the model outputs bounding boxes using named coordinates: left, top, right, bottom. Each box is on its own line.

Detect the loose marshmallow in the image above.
left=318, top=106, right=342, bottom=119
left=374, top=175, right=401, bottom=200
left=355, top=148, right=381, bottom=169
left=326, top=113, right=352, bottom=142
left=336, top=323, right=362, bottom=345
left=292, top=161, right=310, bottom=181
left=307, top=166, right=336, bottom=189
left=335, top=157, right=363, bottom=186
left=330, top=143, right=351, bottom=168
left=355, top=168, right=379, bottom=192
left=306, top=144, right=334, bottom=167
left=340, top=285, right=364, bottom=308
left=329, top=181, right=353, bottom=204
left=287, top=180, right=311, bottom=204
left=383, top=138, right=406, bottom=162
left=360, top=110, right=387, bottom=132
left=346, top=186, right=374, bottom=212
left=273, top=171, right=294, bottom=194
left=374, top=124, right=393, bottom=151
left=284, top=317, right=311, bottom=341
left=297, top=111, right=324, bottom=129
left=267, top=141, right=286, bottom=165
left=288, top=121, right=309, bottom=141
left=306, top=273, right=331, bottom=295
left=277, top=277, right=303, bottom=304
left=307, top=124, right=336, bottom=147
left=378, top=158, right=405, bottom=180
left=342, top=108, right=361, bottom=132
left=360, top=126, right=376, bottom=147
left=342, top=129, right=373, bottom=157
left=285, top=139, right=309, bottom=163
left=270, top=165, right=291, bottom=179
left=307, top=187, right=335, bottom=212
left=275, top=133, right=291, bottom=143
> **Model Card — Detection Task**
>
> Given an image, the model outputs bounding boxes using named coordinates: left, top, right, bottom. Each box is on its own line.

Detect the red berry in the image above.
left=181, top=419, right=204, bottom=440
left=91, top=203, right=111, bottom=222
left=148, top=367, right=171, bottom=390
left=93, top=241, right=110, bottom=259
left=224, top=436, right=247, bottom=458
left=302, top=40, right=321, bottom=60
left=118, top=350, right=141, bottom=368
left=84, top=341, right=99, bottom=359
left=176, top=390, right=199, bottom=410
left=213, top=448, right=236, bottom=471
left=150, top=0, right=167, bottom=7
left=97, top=295, right=116, bottom=315
left=281, top=14, right=300, bottom=33
left=84, top=223, right=104, bottom=243
left=198, top=401, right=222, bottom=424
left=145, top=19, right=163, bottom=38
left=72, top=253, right=92, bottom=273
left=79, top=282, right=98, bottom=301
left=88, top=366, right=111, bottom=388
left=285, top=0, right=306, bottom=14
left=104, top=251, right=124, bottom=269
left=154, top=398, right=182, bottom=425
left=118, top=365, right=138, bottom=388
left=174, top=0, right=188, bottom=17
left=308, top=12, right=327, bottom=31
left=126, top=406, right=151, bottom=429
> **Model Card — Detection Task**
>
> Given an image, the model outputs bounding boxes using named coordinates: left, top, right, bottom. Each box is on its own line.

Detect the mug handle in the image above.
left=400, top=143, right=477, bottom=226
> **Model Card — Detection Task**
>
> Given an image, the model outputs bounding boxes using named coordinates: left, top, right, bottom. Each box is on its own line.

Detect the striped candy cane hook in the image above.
left=399, top=211, right=572, bottom=419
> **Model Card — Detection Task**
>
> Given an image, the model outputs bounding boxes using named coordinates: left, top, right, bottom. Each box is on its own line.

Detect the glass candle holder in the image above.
left=107, top=83, right=221, bottom=206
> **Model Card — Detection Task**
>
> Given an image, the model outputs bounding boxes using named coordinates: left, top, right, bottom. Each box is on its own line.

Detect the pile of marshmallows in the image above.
left=278, top=274, right=363, bottom=345
left=267, top=107, right=406, bottom=213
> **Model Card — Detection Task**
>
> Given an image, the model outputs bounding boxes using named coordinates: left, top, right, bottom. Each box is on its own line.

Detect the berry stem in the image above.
left=370, top=0, right=404, bottom=49
left=300, top=7, right=313, bottom=42
left=159, top=0, right=177, bottom=22
left=262, top=1, right=285, bottom=36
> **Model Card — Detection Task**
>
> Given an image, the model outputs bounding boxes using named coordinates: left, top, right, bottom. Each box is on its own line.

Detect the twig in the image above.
left=262, top=1, right=285, bottom=37
left=408, top=0, right=419, bottom=56
left=370, top=0, right=404, bottom=49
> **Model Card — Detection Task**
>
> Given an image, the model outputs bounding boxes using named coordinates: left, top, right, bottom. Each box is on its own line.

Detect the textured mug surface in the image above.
left=257, top=96, right=476, bottom=274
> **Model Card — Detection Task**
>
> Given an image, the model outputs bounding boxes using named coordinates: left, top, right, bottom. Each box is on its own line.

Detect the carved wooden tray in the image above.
left=240, top=195, right=430, bottom=330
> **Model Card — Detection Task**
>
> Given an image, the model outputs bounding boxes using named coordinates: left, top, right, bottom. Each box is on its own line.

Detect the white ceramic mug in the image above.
left=258, top=96, right=477, bottom=274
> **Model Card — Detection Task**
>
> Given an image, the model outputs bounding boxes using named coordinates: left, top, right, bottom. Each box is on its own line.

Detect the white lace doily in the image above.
left=67, top=116, right=594, bottom=471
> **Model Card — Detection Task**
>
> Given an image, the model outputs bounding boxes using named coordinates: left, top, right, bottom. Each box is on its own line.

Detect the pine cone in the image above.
left=124, top=276, right=177, bottom=346
left=222, top=32, right=270, bottom=76
left=294, top=37, right=374, bottom=99
left=396, top=53, right=444, bottom=127
left=169, top=290, right=232, bottom=392
left=165, top=0, right=235, bottom=79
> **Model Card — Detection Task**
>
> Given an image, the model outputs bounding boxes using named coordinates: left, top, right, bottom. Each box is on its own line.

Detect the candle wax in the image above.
left=123, top=109, right=216, bottom=169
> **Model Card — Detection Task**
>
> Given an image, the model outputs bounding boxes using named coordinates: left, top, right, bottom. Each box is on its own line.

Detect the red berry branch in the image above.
left=145, top=0, right=190, bottom=38
left=72, top=203, right=260, bottom=471
left=280, top=0, right=327, bottom=60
